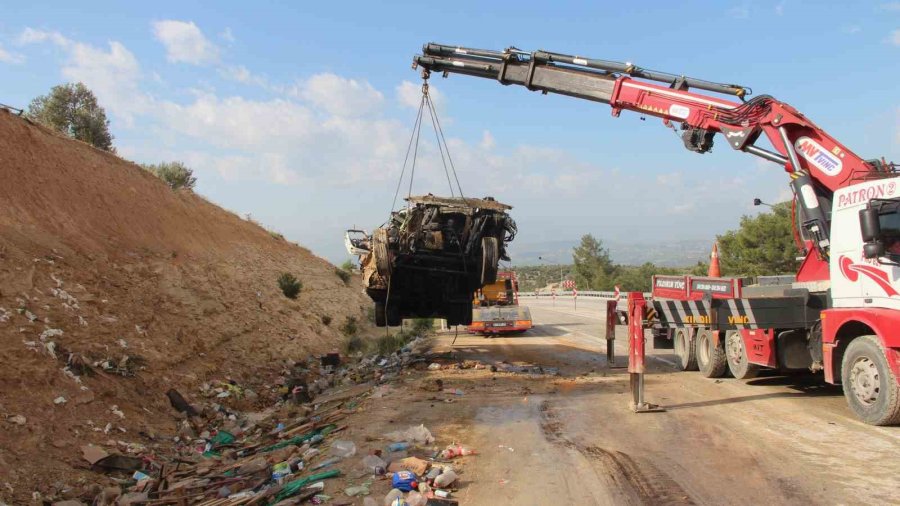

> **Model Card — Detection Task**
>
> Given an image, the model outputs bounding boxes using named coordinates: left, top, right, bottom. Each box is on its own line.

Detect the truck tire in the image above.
left=373, top=229, right=391, bottom=278
left=673, top=328, right=698, bottom=371
left=481, top=236, right=499, bottom=285
left=374, top=302, right=386, bottom=327
left=386, top=304, right=401, bottom=327
left=725, top=330, right=760, bottom=379
left=841, top=335, right=900, bottom=426
left=696, top=329, right=728, bottom=378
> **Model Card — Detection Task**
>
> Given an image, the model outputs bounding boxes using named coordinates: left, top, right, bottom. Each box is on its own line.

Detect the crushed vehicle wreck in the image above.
left=346, top=195, right=517, bottom=326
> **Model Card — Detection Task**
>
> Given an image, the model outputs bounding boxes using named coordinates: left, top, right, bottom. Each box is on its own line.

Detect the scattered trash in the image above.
left=331, top=439, right=358, bottom=458
left=384, top=488, right=405, bottom=506
left=165, top=389, right=199, bottom=417
left=131, top=470, right=150, bottom=482
left=433, top=469, right=458, bottom=488
left=361, top=454, right=388, bottom=474
left=428, top=363, right=441, bottom=370
left=385, top=424, right=434, bottom=445
left=53, top=396, right=67, bottom=405
left=345, top=482, right=372, bottom=496
left=7, top=415, right=26, bottom=425
left=439, top=444, right=477, bottom=459
left=388, top=456, right=429, bottom=476
left=387, top=441, right=411, bottom=452
left=391, top=470, right=419, bottom=492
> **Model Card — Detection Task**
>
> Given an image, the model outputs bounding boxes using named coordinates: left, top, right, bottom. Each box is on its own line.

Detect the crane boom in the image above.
left=413, top=43, right=892, bottom=281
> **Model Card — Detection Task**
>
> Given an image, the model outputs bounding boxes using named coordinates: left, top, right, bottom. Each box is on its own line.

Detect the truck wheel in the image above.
left=697, top=329, right=727, bottom=378
left=841, top=335, right=900, bottom=426
left=374, top=302, right=386, bottom=327
left=725, top=330, right=760, bottom=379
left=481, top=236, right=499, bottom=285
left=373, top=229, right=391, bottom=278
left=386, top=304, right=401, bottom=327
left=673, top=328, right=698, bottom=371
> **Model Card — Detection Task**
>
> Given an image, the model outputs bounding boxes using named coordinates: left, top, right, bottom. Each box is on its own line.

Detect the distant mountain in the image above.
left=508, top=237, right=712, bottom=267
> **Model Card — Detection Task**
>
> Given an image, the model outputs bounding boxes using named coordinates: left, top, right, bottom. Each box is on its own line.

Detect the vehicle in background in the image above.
left=468, top=271, right=533, bottom=336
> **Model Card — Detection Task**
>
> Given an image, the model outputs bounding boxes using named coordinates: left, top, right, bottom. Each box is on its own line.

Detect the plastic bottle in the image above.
left=311, top=456, right=340, bottom=470
left=406, top=491, right=427, bottom=506
left=434, top=469, right=458, bottom=488
left=387, top=442, right=410, bottom=452
left=383, top=489, right=404, bottom=506
left=361, top=454, right=388, bottom=474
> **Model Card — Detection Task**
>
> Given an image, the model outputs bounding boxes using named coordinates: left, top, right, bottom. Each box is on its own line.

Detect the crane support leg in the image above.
left=628, top=292, right=665, bottom=413
left=605, top=299, right=626, bottom=368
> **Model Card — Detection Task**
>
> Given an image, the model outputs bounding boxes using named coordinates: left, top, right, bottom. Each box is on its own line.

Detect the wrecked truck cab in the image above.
left=348, top=195, right=517, bottom=327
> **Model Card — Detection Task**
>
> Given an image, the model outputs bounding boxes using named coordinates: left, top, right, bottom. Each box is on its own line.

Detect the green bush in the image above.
left=411, top=318, right=434, bottom=335
left=340, top=316, right=359, bottom=336
left=321, top=315, right=332, bottom=326
left=142, top=161, right=197, bottom=190
left=277, top=273, right=302, bottom=299
left=335, top=267, right=351, bottom=285
left=344, top=334, right=366, bottom=354
left=269, top=230, right=285, bottom=241
left=375, top=330, right=415, bottom=355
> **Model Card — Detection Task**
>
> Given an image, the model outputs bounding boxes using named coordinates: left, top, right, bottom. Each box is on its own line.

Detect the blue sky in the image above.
left=1, top=1, right=898, bottom=264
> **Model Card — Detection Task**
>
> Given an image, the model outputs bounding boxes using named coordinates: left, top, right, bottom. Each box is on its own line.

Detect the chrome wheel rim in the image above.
left=849, top=357, right=879, bottom=406
left=726, top=333, right=742, bottom=365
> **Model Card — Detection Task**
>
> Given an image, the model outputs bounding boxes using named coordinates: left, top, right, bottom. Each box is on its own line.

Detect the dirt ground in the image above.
left=0, top=109, right=376, bottom=503
left=394, top=298, right=900, bottom=505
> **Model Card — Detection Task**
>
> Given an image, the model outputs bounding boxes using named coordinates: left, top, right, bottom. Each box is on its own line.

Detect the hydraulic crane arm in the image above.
left=413, top=43, right=891, bottom=279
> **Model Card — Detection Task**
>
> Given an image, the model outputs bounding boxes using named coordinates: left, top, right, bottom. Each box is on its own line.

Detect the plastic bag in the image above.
left=361, top=454, right=387, bottom=474
left=330, top=440, right=357, bottom=458
left=384, top=424, right=434, bottom=445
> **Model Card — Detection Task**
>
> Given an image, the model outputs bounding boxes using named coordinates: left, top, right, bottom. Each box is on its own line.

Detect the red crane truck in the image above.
left=412, top=43, right=900, bottom=424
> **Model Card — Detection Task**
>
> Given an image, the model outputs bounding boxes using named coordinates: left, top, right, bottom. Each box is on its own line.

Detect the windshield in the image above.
left=873, top=198, right=900, bottom=256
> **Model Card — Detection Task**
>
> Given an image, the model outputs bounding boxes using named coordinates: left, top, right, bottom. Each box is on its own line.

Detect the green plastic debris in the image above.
left=269, top=469, right=341, bottom=505
left=260, top=424, right=337, bottom=453
left=211, top=430, right=235, bottom=445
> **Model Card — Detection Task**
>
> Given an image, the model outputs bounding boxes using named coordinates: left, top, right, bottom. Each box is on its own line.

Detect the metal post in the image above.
left=628, top=292, right=664, bottom=413
left=605, top=299, right=620, bottom=367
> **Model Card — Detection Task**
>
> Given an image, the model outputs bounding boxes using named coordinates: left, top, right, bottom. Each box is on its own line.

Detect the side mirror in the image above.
left=860, top=207, right=881, bottom=242
left=863, top=242, right=884, bottom=259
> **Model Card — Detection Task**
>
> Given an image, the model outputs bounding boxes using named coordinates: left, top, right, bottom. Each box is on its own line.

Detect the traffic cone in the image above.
left=708, top=242, right=721, bottom=277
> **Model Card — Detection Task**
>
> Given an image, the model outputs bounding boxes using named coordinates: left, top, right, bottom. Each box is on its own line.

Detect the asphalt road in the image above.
left=431, top=297, right=900, bottom=505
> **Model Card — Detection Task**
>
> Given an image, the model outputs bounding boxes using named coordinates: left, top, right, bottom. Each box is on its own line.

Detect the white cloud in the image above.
left=889, top=29, right=900, bottom=46
left=220, top=27, right=235, bottom=43
left=18, top=27, right=68, bottom=46
left=396, top=80, right=444, bottom=110
left=728, top=3, right=750, bottom=19
left=774, top=0, right=785, bottom=15
left=0, top=44, right=24, bottom=64
left=291, top=74, right=384, bottom=117
left=18, top=28, right=148, bottom=125
left=841, top=25, right=862, bottom=34
left=152, top=20, right=219, bottom=65
left=220, top=65, right=274, bottom=90
left=881, top=2, right=900, bottom=11
left=480, top=130, right=495, bottom=150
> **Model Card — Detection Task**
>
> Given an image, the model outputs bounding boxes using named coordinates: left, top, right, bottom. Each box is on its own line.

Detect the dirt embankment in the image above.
left=0, top=109, right=371, bottom=501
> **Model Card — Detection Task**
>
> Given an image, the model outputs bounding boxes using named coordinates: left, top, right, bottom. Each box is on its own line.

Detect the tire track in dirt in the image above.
left=540, top=400, right=695, bottom=505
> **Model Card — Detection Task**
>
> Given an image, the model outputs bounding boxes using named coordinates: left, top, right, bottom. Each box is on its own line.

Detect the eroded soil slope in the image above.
left=0, top=109, right=370, bottom=500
